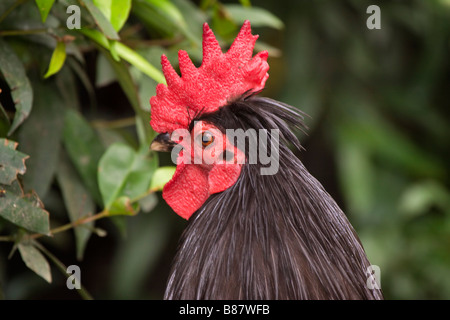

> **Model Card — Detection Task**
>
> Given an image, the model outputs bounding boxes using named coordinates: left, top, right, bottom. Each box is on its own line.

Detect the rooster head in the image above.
left=150, top=21, right=269, bottom=219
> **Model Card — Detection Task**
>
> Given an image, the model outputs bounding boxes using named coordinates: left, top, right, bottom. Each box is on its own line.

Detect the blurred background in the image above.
left=0, top=0, right=449, bottom=300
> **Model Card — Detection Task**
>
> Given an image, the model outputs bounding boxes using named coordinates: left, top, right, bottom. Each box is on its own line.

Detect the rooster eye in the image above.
left=201, top=131, right=214, bottom=147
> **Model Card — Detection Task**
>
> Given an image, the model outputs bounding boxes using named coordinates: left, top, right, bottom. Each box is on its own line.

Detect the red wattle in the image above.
left=162, top=163, right=210, bottom=220
left=163, top=161, right=243, bottom=220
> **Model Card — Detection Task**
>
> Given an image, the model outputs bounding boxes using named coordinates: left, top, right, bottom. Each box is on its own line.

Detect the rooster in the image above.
left=149, top=20, right=383, bottom=300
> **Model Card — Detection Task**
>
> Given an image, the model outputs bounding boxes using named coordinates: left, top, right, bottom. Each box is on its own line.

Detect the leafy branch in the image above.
left=0, top=180, right=171, bottom=244
left=0, top=0, right=282, bottom=299
left=0, top=0, right=27, bottom=24
left=33, top=241, right=94, bottom=300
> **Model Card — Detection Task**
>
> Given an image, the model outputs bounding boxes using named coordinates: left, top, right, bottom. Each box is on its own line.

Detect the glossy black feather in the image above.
left=164, top=96, right=383, bottom=300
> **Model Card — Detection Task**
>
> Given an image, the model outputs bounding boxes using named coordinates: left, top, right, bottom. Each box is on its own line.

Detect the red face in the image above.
left=149, top=21, right=269, bottom=219
left=160, top=121, right=245, bottom=219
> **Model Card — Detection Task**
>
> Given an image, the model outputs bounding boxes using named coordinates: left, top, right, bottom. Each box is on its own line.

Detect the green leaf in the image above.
left=238, top=0, right=251, bottom=7
left=131, top=0, right=176, bottom=37
left=0, top=102, right=9, bottom=136
left=172, top=0, right=207, bottom=35
left=78, top=0, right=120, bottom=40
left=132, top=0, right=199, bottom=44
left=340, top=118, right=446, bottom=179
left=399, top=181, right=450, bottom=218
left=80, top=29, right=165, bottom=83
left=144, top=0, right=186, bottom=29
left=136, top=73, right=156, bottom=113
left=98, top=143, right=136, bottom=208
left=34, top=0, right=56, bottom=23
left=96, top=46, right=154, bottom=142
left=224, top=4, right=284, bottom=30
left=0, top=182, right=50, bottom=234
left=211, top=3, right=237, bottom=39
left=80, top=42, right=155, bottom=146
left=92, top=0, right=112, bottom=25
left=18, top=82, right=63, bottom=198
left=108, top=39, right=120, bottom=61
left=108, top=196, right=139, bottom=216
left=0, top=39, right=33, bottom=136
left=254, top=40, right=282, bottom=58
left=135, top=115, right=149, bottom=146
left=57, top=150, right=95, bottom=260
left=114, top=42, right=166, bottom=84
left=95, top=126, right=128, bottom=148
left=0, top=139, right=28, bottom=185
left=336, top=142, right=374, bottom=216
left=18, top=243, right=52, bottom=283
left=79, top=29, right=118, bottom=62
left=109, top=209, right=170, bottom=299
left=79, top=28, right=110, bottom=49
left=56, top=63, right=81, bottom=111
left=129, top=47, right=161, bottom=114
left=66, top=58, right=97, bottom=110
left=97, top=47, right=139, bottom=110
left=44, top=41, right=67, bottom=79
left=93, top=0, right=132, bottom=32
left=98, top=143, right=157, bottom=210
left=95, top=53, right=117, bottom=87
left=63, top=109, right=104, bottom=206
left=149, top=166, right=176, bottom=191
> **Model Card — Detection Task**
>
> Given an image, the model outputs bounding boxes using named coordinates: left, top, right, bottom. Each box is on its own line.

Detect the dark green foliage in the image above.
left=0, top=0, right=448, bottom=299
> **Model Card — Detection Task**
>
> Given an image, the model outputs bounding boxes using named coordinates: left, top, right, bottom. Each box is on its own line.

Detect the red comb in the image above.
left=150, top=20, right=269, bottom=133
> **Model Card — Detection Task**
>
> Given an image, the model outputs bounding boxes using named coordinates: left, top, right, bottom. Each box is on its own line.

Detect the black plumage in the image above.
left=164, top=95, right=383, bottom=300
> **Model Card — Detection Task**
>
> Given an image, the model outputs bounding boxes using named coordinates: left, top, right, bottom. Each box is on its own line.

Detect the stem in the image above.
left=91, top=117, right=137, bottom=129
left=0, top=0, right=27, bottom=24
left=0, top=28, right=49, bottom=36
left=1, top=188, right=157, bottom=242
left=30, top=210, right=109, bottom=240
left=0, top=210, right=109, bottom=242
left=1, top=188, right=158, bottom=242
left=123, top=36, right=184, bottom=49
left=130, top=188, right=157, bottom=203
left=33, top=242, right=94, bottom=300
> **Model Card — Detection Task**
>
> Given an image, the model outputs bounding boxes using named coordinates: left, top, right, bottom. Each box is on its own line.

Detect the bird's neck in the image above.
left=164, top=150, right=382, bottom=300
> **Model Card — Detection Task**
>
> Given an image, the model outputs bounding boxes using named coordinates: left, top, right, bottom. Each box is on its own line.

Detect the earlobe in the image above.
left=163, top=122, right=244, bottom=219
left=162, top=161, right=242, bottom=220
left=208, top=162, right=242, bottom=194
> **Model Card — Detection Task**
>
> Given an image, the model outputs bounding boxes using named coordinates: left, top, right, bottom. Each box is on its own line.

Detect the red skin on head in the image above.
left=150, top=20, right=269, bottom=134
left=163, top=122, right=244, bottom=219
left=150, top=21, right=268, bottom=219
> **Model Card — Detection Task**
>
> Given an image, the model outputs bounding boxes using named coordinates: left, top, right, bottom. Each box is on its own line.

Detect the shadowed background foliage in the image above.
left=0, top=0, right=449, bottom=299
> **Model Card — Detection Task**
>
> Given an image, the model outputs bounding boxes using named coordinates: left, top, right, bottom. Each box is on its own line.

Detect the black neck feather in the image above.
left=164, top=96, right=383, bottom=300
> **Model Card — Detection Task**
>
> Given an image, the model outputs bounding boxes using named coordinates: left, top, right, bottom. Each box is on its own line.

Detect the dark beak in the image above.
left=150, top=132, right=176, bottom=152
